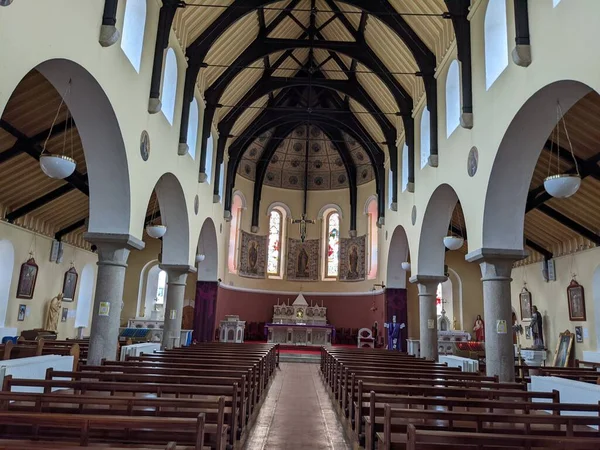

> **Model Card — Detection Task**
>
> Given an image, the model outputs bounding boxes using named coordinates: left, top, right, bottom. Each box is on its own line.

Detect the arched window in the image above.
left=484, top=0, right=509, bottom=90
left=267, top=210, right=283, bottom=276
left=228, top=192, right=245, bottom=273
left=388, top=168, right=394, bottom=209
left=401, top=143, right=409, bottom=192
left=156, top=270, right=167, bottom=304
left=325, top=211, right=340, bottom=278
left=74, top=263, right=95, bottom=328
left=553, top=0, right=562, bottom=6
left=420, top=107, right=431, bottom=169
left=446, top=59, right=461, bottom=137
left=120, top=0, right=147, bottom=73
left=366, top=198, right=378, bottom=280
left=187, top=98, right=199, bottom=159
left=218, top=161, right=225, bottom=202
left=161, top=48, right=178, bottom=125
left=205, top=133, right=214, bottom=184
left=0, top=240, right=15, bottom=328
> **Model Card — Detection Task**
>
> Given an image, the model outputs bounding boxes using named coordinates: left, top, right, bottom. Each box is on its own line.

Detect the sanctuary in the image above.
left=265, top=293, right=334, bottom=346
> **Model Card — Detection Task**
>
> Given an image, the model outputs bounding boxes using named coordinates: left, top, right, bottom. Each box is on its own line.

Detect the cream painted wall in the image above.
left=0, top=222, right=97, bottom=338
left=222, top=176, right=380, bottom=292
left=510, top=248, right=600, bottom=362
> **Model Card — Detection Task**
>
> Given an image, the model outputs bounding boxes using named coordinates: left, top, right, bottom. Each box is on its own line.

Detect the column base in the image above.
left=512, top=44, right=532, bottom=67
left=428, top=155, right=438, bottom=168
left=198, top=172, right=208, bottom=183
left=178, top=143, right=189, bottom=156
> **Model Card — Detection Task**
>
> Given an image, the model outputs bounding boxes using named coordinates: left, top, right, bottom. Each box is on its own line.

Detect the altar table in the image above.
left=265, top=323, right=334, bottom=346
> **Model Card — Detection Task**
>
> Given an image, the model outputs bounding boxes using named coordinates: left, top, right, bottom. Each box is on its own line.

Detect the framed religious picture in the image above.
left=567, top=279, right=586, bottom=321
left=552, top=329, right=574, bottom=367
left=17, top=304, right=26, bottom=322
left=519, top=287, right=532, bottom=321
left=61, top=307, right=68, bottom=323
left=575, top=326, right=583, bottom=343
left=16, top=257, right=38, bottom=299
left=62, top=266, right=78, bottom=302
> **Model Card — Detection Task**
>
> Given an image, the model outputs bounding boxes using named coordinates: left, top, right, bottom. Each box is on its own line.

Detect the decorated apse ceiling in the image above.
left=237, top=125, right=375, bottom=190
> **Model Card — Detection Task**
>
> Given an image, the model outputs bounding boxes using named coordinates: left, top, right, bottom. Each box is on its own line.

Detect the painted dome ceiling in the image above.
left=237, top=126, right=375, bottom=190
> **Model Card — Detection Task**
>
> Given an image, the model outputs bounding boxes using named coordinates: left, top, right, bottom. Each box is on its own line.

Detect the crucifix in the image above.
left=292, top=123, right=315, bottom=242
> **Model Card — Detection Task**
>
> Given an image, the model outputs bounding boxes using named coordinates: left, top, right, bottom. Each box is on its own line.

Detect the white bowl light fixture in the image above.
left=543, top=174, right=581, bottom=199
left=146, top=224, right=167, bottom=239
left=40, top=154, right=76, bottom=179
left=443, top=236, right=464, bottom=251
left=401, top=262, right=411, bottom=271
left=196, top=254, right=206, bottom=263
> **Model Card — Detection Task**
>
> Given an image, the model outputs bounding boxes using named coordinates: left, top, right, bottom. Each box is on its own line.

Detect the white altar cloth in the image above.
left=0, top=355, right=73, bottom=393
left=265, top=323, right=333, bottom=346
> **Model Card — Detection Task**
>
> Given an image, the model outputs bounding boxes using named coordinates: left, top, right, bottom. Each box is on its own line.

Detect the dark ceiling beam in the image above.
left=444, top=0, right=473, bottom=125
left=55, top=218, right=87, bottom=241
left=537, top=204, right=600, bottom=246
left=6, top=184, right=76, bottom=223
left=101, top=0, right=118, bottom=28
left=0, top=119, right=89, bottom=196
left=524, top=238, right=553, bottom=261
left=147, top=1, right=184, bottom=113
left=0, top=119, right=74, bottom=165
left=512, top=0, right=531, bottom=67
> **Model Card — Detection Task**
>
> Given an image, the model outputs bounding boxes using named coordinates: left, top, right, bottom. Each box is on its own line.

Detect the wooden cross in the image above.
left=292, top=213, right=315, bottom=243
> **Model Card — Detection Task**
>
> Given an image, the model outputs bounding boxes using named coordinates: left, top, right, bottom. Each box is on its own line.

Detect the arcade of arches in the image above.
left=1, top=0, right=600, bottom=446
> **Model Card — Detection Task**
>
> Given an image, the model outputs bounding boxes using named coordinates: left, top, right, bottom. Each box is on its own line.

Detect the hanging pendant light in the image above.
left=543, top=101, right=581, bottom=198
left=40, top=80, right=76, bottom=180
left=401, top=262, right=411, bottom=271
left=145, top=194, right=166, bottom=239
left=196, top=253, right=206, bottom=263
left=444, top=204, right=464, bottom=251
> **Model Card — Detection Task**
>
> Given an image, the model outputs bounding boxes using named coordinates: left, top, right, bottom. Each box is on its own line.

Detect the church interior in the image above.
left=1, top=0, right=600, bottom=448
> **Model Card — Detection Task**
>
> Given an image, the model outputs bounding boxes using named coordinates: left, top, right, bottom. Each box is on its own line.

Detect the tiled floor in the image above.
left=243, top=363, right=350, bottom=450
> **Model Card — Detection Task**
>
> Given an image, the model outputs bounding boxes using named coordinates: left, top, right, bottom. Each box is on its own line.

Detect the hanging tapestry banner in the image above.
left=239, top=230, right=267, bottom=279
left=339, top=235, right=366, bottom=281
left=286, top=238, right=320, bottom=281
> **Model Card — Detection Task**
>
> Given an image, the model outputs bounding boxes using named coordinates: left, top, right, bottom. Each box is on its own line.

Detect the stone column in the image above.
left=85, top=233, right=144, bottom=365
left=160, top=265, right=194, bottom=349
left=467, top=249, right=527, bottom=382
left=409, top=275, right=447, bottom=361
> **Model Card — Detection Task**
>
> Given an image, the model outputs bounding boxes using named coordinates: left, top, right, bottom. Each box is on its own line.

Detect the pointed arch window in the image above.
left=121, top=0, right=147, bottom=73
left=74, top=263, right=95, bottom=328
left=553, top=0, right=562, bottom=6
left=156, top=270, right=167, bottom=304
left=326, top=212, right=340, bottom=278
left=267, top=210, right=283, bottom=276
left=401, top=143, right=409, bottom=192
left=218, top=161, right=225, bottom=202
left=446, top=59, right=461, bottom=137
left=366, top=198, right=378, bottom=280
left=420, top=108, right=431, bottom=169
left=205, top=133, right=214, bottom=184
left=388, top=168, right=394, bottom=209
left=228, top=193, right=245, bottom=273
left=187, top=98, right=199, bottom=160
left=161, top=48, right=178, bottom=125
left=484, top=0, right=509, bottom=90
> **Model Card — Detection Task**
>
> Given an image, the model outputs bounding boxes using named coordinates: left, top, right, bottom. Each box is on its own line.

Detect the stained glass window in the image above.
left=326, top=212, right=340, bottom=278
left=267, top=210, right=282, bottom=275
left=436, top=283, right=443, bottom=316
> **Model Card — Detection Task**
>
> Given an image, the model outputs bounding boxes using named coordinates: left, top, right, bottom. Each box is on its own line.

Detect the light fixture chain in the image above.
left=42, top=79, right=71, bottom=155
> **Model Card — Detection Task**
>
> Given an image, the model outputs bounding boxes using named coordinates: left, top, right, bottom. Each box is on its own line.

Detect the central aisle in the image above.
left=243, top=362, right=351, bottom=450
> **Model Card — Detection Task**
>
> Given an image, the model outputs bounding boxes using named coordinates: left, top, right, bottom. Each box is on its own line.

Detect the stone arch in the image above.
left=0, top=240, right=15, bottom=328
left=149, top=172, right=191, bottom=265
left=197, top=218, right=218, bottom=281
left=418, top=184, right=467, bottom=277
left=447, top=267, right=463, bottom=329
left=267, top=201, right=291, bottom=219
left=387, top=225, right=411, bottom=289
left=482, top=81, right=593, bottom=251
left=317, top=203, right=343, bottom=220
left=593, top=264, right=600, bottom=351
left=33, top=59, right=131, bottom=235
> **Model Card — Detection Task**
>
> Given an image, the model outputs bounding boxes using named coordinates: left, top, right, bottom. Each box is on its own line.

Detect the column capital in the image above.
left=84, top=233, right=145, bottom=267
left=159, top=264, right=196, bottom=285
left=409, top=274, right=447, bottom=286
left=465, top=247, right=528, bottom=264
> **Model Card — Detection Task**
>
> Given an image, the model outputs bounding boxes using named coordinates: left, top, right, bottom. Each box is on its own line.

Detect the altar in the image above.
left=265, top=293, right=333, bottom=346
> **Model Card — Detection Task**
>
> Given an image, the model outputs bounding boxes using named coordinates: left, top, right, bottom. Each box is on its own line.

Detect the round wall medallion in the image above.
left=249, top=148, right=257, bottom=157
left=140, top=130, right=150, bottom=161
left=467, top=146, right=479, bottom=177
left=289, top=176, right=298, bottom=185
left=194, top=195, right=199, bottom=215
left=338, top=174, right=347, bottom=184
left=293, top=142, right=303, bottom=152
left=271, top=154, right=279, bottom=164
left=266, top=172, right=275, bottom=181
left=311, top=143, right=321, bottom=153
left=411, top=205, right=417, bottom=225
left=314, top=176, right=323, bottom=186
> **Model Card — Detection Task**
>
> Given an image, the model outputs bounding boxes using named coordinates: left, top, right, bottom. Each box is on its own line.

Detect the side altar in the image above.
left=265, top=293, right=334, bottom=346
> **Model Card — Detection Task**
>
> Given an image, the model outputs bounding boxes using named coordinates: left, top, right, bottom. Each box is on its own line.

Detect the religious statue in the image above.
left=347, top=245, right=359, bottom=279
left=384, top=315, right=406, bottom=351
left=45, top=293, right=63, bottom=332
left=530, top=305, right=544, bottom=349
left=248, top=241, right=258, bottom=274
left=473, top=315, right=485, bottom=342
left=372, top=321, right=379, bottom=347
left=512, top=311, right=518, bottom=345
left=296, top=247, right=309, bottom=277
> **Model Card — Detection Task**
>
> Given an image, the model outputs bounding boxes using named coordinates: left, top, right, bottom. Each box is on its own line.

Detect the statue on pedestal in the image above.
left=531, top=305, right=544, bottom=349
left=473, top=315, right=485, bottom=342
left=45, top=293, right=63, bottom=332
left=384, top=315, right=406, bottom=351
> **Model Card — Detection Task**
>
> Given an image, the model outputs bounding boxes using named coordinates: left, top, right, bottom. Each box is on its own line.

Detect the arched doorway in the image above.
left=194, top=219, right=219, bottom=342
left=74, top=263, right=96, bottom=334
left=385, top=226, right=411, bottom=351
